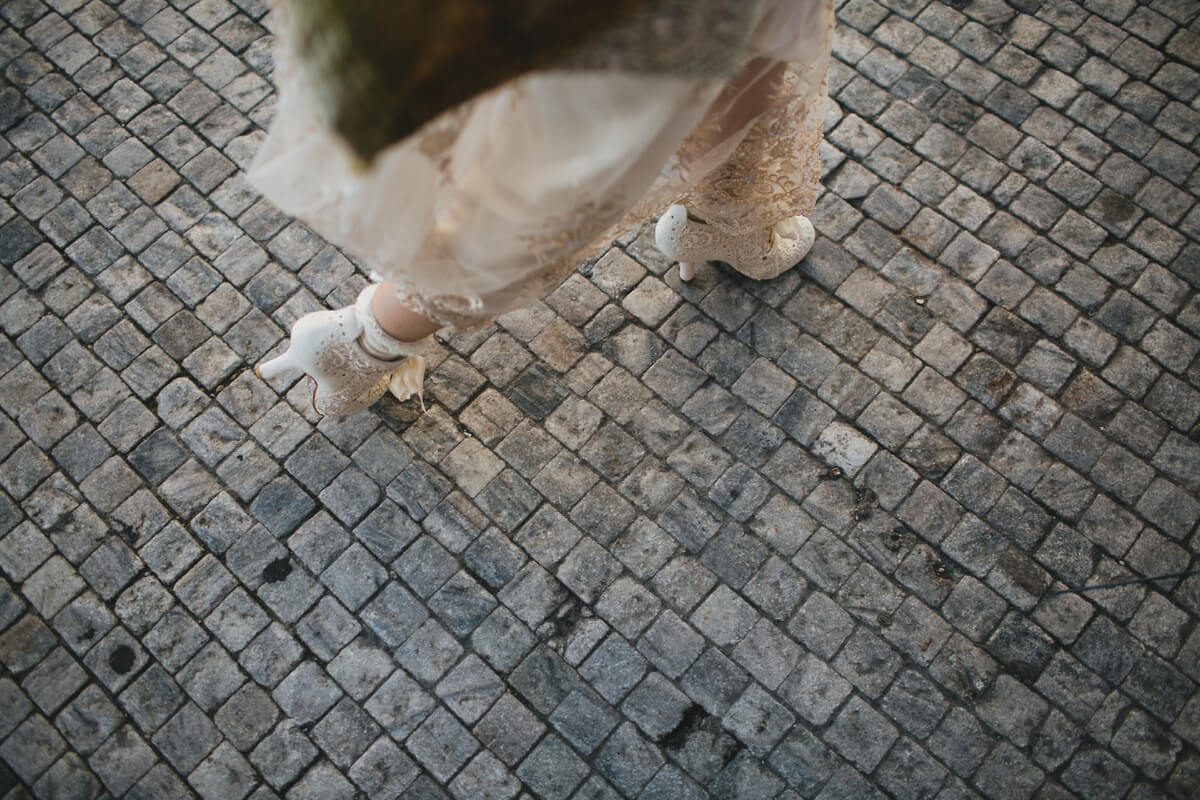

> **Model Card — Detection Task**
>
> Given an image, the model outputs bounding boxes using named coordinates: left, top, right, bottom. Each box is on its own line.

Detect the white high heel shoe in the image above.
left=256, top=286, right=427, bottom=416
left=654, top=204, right=815, bottom=281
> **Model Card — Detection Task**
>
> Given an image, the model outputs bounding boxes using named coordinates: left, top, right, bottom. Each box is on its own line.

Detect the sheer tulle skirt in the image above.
left=248, top=0, right=833, bottom=329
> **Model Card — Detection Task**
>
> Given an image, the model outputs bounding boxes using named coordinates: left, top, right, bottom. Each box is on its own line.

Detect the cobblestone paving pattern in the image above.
left=1, top=0, right=1199, bottom=798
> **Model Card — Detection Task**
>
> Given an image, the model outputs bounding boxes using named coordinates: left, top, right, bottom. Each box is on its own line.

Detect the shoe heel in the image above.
left=256, top=348, right=302, bottom=380
left=654, top=204, right=690, bottom=262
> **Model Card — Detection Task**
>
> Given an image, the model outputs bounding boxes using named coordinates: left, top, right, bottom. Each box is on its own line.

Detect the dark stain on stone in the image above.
left=660, top=703, right=712, bottom=749
left=109, top=645, right=135, bottom=674
left=540, top=598, right=586, bottom=646
left=262, top=558, right=292, bottom=583
left=933, top=91, right=980, bottom=132
left=984, top=371, right=1015, bottom=395
left=1092, top=193, right=1139, bottom=228
left=884, top=528, right=905, bottom=551
left=996, top=550, right=1049, bottom=596
left=929, top=557, right=953, bottom=583
left=852, top=489, right=878, bottom=522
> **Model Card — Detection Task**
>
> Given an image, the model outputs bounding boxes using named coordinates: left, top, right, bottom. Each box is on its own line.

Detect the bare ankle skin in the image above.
left=369, top=282, right=441, bottom=341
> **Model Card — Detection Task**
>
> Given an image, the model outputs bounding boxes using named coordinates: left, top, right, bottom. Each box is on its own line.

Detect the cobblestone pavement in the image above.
left=2, top=0, right=1199, bottom=798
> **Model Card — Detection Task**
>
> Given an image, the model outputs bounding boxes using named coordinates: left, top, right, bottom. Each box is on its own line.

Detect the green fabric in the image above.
left=285, top=0, right=651, bottom=162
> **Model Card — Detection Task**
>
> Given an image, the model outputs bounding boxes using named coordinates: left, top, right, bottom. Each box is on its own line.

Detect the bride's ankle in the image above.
left=356, top=284, right=433, bottom=359
left=366, top=281, right=440, bottom=343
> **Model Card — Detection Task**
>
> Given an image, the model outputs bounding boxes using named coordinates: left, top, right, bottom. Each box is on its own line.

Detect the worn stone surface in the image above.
left=1, top=1, right=1199, bottom=798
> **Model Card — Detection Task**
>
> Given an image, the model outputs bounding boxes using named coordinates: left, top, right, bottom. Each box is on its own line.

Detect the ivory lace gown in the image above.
left=248, top=0, right=834, bottom=329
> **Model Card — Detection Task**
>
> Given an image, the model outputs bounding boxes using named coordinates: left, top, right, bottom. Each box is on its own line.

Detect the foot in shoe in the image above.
left=654, top=204, right=814, bottom=281
left=256, top=286, right=428, bottom=416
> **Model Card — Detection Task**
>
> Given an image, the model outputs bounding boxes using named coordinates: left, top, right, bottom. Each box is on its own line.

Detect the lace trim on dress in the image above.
left=682, top=64, right=828, bottom=236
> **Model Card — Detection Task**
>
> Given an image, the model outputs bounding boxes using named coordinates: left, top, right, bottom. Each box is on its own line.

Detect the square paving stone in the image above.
left=732, top=619, right=802, bottom=690
left=708, top=749, right=784, bottom=800
left=547, top=688, right=620, bottom=754
left=249, top=720, right=319, bottom=789
left=470, top=607, right=536, bottom=674
left=54, top=683, right=125, bottom=756
left=679, top=647, right=750, bottom=717
left=87, top=723, right=158, bottom=796
left=117, top=661, right=185, bottom=733
left=766, top=725, right=839, bottom=797
left=395, top=619, right=463, bottom=686
left=272, top=660, right=342, bottom=726
left=151, top=701, right=220, bottom=774
left=578, top=633, right=649, bottom=705
left=345, top=739, right=418, bottom=798
left=466, top=692, right=544, bottom=770
left=515, top=733, right=589, bottom=800
left=307, top=695, right=381, bottom=770
left=430, top=653, right=502, bottom=726
left=209, top=677, right=279, bottom=751
left=594, top=721, right=665, bottom=797
left=723, top=682, right=795, bottom=757
left=619, top=671, right=692, bottom=742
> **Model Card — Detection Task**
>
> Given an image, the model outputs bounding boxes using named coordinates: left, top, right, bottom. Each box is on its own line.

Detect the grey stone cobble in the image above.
left=1, top=1, right=1199, bottom=798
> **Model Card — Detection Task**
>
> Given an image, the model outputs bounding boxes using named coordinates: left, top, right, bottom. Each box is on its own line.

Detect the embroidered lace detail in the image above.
left=682, top=64, right=827, bottom=236
left=311, top=338, right=395, bottom=415
left=655, top=205, right=815, bottom=280
left=390, top=286, right=489, bottom=330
